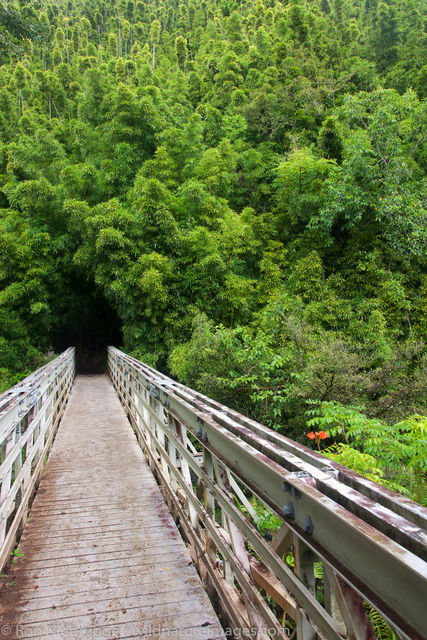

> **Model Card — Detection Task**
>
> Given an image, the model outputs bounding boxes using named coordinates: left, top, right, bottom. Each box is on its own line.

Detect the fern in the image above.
left=365, top=605, right=396, bottom=640
left=306, top=401, right=427, bottom=502
left=313, top=561, right=323, bottom=580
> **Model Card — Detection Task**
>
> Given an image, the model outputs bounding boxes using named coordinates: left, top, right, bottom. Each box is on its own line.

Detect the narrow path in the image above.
left=0, top=375, right=224, bottom=640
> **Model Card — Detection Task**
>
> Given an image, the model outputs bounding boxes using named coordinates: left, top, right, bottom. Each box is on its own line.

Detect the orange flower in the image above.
left=307, top=431, right=329, bottom=449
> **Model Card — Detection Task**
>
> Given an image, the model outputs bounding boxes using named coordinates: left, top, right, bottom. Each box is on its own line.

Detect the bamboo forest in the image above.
left=0, top=0, right=426, bottom=504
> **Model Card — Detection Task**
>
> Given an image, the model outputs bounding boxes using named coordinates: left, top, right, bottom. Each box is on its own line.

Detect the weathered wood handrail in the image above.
left=0, top=348, right=75, bottom=569
left=108, top=346, right=427, bottom=640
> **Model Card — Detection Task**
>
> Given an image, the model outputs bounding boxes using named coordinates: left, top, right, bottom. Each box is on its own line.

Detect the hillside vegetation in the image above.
left=0, top=0, right=425, bottom=498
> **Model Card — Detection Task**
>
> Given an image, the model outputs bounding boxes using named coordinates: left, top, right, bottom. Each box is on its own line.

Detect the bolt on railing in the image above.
left=0, top=348, right=75, bottom=569
left=108, top=346, right=427, bottom=640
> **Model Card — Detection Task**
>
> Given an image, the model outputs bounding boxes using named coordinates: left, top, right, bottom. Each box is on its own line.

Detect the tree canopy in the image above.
left=0, top=0, right=425, bottom=498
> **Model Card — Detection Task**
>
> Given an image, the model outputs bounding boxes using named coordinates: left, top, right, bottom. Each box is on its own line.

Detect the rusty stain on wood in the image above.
left=0, top=375, right=225, bottom=640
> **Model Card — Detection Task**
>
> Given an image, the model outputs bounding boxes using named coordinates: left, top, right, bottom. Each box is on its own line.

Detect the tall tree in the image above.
left=149, top=19, right=160, bottom=69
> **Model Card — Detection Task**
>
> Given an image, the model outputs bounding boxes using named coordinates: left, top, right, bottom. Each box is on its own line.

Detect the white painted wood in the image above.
left=0, top=349, right=74, bottom=568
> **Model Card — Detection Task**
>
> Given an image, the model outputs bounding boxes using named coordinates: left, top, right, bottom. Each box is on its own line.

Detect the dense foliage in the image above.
left=0, top=0, right=425, bottom=496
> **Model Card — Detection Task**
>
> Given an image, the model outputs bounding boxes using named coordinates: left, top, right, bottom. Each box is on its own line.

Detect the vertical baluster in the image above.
left=199, top=445, right=219, bottom=598
left=323, top=566, right=376, bottom=640
left=172, top=417, right=199, bottom=530
left=292, top=535, right=317, bottom=640
left=167, top=414, right=179, bottom=493
left=155, top=401, right=170, bottom=482
left=210, top=458, right=272, bottom=640
left=13, top=419, right=23, bottom=479
left=44, top=397, right=53, bottom=445
left=202, top=447, right=215, bottom=518
left=0, top=432, right=15, bottom=548
left=147, top=394, right=157, bottom=472
left=135, top=383, right=145, bottom=448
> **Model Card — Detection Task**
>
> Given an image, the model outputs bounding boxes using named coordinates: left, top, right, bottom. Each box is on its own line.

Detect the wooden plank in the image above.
left=0, top=375, right=225, bottom=640
left=18, top=521, right=178, bottom=543
left=17, top=529, right=183, bottom=552
left=6, top=613, right=224, bottom=640
left=5, top=553, right=191, bottom=581
left=11, top=547, right=186, bottom=571
left=3, top=576, right=206, bottom=610
left=8, top=559, right=195, bottom=593
left=2, top=589, right=216, bottom=625
left=22, top=513, right=174, bottom=534
left=0, top=612, right=224, bottom=640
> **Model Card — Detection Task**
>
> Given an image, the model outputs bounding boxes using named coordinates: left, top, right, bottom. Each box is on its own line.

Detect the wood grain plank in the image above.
left=0, top=375, right=225, bottom=640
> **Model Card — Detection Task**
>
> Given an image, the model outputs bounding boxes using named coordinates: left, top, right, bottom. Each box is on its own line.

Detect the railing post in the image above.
left=155, top=401, right=170, bottom=482
left=292, top=536, right=317, bottom=640
left=172, top=417, right=199, bottom=530
left=167, top=414, right=179, bottom=493
left=323, top=566, right=376, bottom=640
left=0, top=433, right=15, bottom=548
left=147, top=394, right=157, bottom=473
left=202, top=447, right=215, bottom=518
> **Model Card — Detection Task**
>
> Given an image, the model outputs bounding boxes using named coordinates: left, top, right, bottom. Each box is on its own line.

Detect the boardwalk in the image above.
left=0, top=375, right=224, bottom=640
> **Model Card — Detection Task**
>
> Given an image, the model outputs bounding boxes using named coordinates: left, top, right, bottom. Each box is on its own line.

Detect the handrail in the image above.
left=0, top=348, right=75, bottom=569
left=138, top=359, right=426, bottom=531
left=114, top=351, right=427, bottom=535
left=109, top=346, right=427, bottom=640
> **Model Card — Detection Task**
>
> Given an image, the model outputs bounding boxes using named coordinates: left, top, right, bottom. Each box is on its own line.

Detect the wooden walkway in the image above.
left=0, top=375, right=225, bottom=640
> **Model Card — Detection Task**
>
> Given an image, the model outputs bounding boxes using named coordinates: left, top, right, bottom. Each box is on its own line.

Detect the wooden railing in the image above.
left=0, top=348, right=75, bottom=569
left=108, top=346, right=427, bottom=640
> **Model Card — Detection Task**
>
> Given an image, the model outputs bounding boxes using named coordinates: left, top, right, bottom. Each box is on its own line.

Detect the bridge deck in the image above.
left=0, top=375, right=224, bottom=640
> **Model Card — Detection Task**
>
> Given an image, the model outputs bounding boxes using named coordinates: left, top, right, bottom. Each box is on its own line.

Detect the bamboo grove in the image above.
left=0, top=0, right=425, bottom=501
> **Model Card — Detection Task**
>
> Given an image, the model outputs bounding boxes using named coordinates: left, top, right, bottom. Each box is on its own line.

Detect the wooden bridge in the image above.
left=0, top=348, right=426, bottom=640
